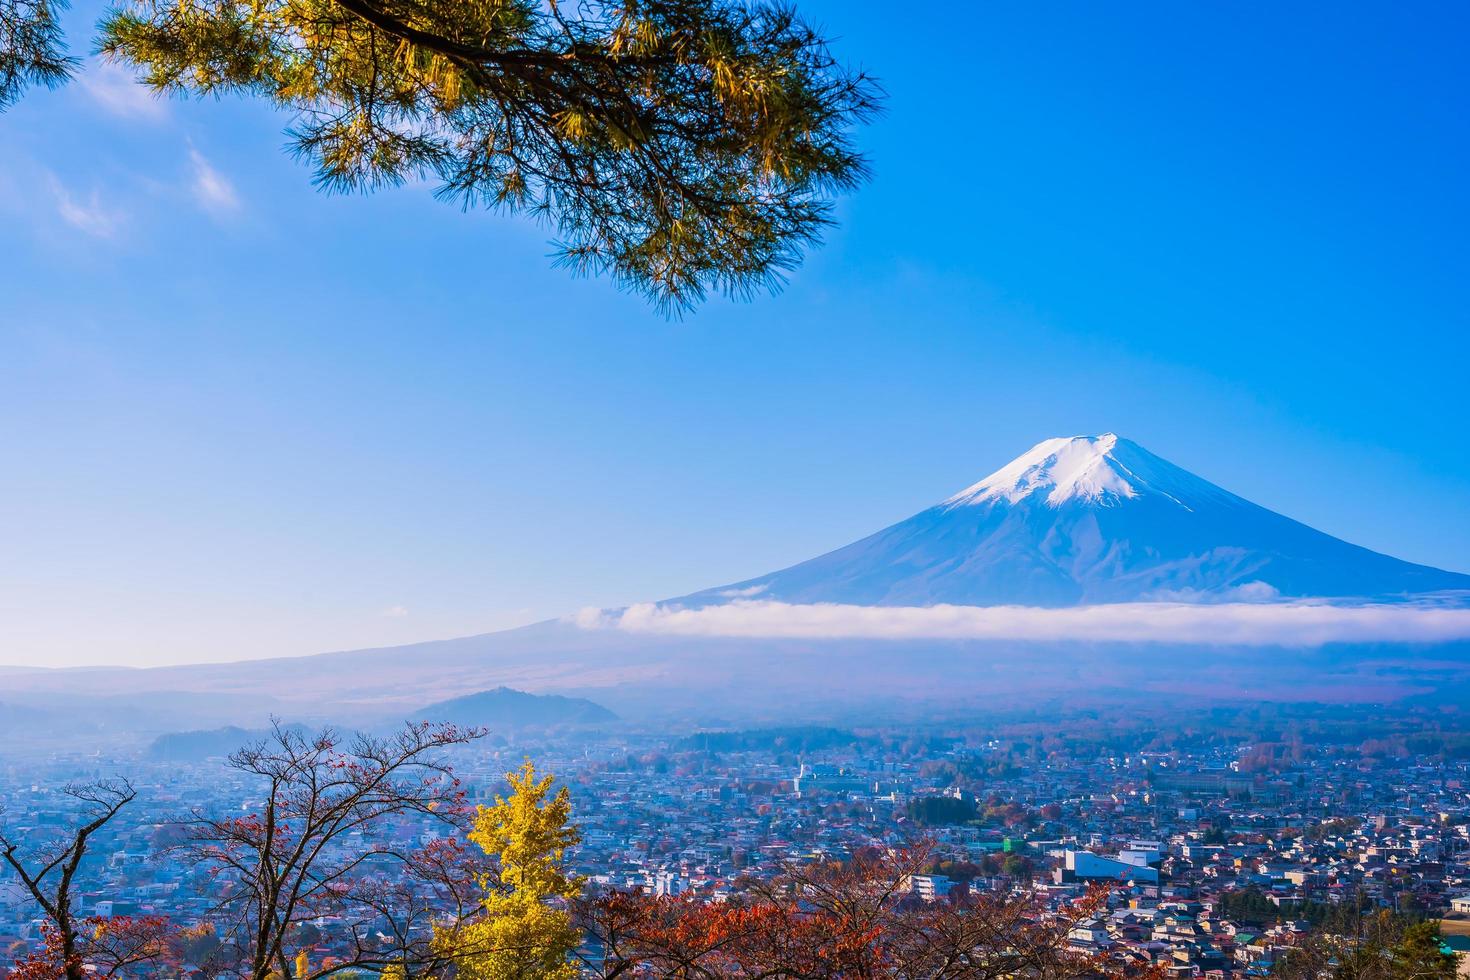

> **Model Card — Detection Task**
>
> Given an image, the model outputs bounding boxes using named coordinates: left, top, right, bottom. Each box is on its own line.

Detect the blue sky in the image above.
left=2, top=1, right=1467, bottom=667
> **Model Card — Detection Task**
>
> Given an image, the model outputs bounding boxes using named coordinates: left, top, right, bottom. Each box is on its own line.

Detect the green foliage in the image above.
left=1000, top=853, right=1033, bottom=879
left=1273, top=914, right=1458, bottom=980
left=1387, top=921, right=1458, bottom=980
left=1, top=0, right=76, bottom=108
left=1222, top=887, right=1388, bottom=931
left=89, top=0, right=878, bottom=312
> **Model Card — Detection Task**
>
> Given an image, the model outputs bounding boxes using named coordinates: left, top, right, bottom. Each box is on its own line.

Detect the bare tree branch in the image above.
left=0, top=779, right=138, bottom=980
left=175, top=720, right=485, bottom=980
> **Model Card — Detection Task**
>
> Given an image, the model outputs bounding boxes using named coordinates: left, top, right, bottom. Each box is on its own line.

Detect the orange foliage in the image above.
left=581, top=844, right=1131, bottom=979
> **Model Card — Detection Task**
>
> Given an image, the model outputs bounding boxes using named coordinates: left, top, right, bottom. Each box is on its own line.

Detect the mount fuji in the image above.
left=683, top=433, right=1470, bottom=608
left=5, top=434, right=1470, bottom=735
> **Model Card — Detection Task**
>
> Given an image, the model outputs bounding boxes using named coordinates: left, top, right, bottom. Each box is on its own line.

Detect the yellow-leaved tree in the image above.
left=440, top=761, right=582, bottom=980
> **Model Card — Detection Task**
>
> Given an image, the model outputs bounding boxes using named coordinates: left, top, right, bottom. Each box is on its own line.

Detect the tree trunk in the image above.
left=58, top=904, right=84, bottom=980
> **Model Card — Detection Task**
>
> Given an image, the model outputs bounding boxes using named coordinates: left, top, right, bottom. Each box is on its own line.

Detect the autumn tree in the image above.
left=178, top=720, right=484, bottom=980
left=4, top=917, right=179, bottom=980
left=582, top=843, right=1109, bottom=979
left=2, top=0, right=878, bottom=311
left=344, top=834, right=494, bottom=980
left=435, top=761, right=582, bottom=980
left=0, top=780, right=148, bottom=980
left=174, top=923, right=224, bottom=972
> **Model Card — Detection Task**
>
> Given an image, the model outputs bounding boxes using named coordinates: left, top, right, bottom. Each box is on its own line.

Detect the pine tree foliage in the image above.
left=0, top=0, right=76, bottom=109
left=94, top=0, right=880, bottom=312
left=1273, top=913, right=1460, bottom=980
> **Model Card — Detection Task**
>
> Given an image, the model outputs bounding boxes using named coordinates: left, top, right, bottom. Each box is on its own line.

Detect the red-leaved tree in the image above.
left=581, top=844, right=1120, bottom=979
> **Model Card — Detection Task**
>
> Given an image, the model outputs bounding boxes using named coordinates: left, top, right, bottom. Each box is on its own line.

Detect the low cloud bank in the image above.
left=572, top=599, right=1470, bottom=647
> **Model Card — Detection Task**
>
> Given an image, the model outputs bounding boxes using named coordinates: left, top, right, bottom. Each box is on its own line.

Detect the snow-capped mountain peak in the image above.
left=682, top=433, right=1470, bottom=608
left=944, top=433, right=1209, bottom=509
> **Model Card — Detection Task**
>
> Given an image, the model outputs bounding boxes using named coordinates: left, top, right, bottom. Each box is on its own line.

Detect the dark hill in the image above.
left=147, top=722, right=310, bottom=760
left=417, top=687, right=617, bottom=728
left=148, top=725, right=256, bottom=761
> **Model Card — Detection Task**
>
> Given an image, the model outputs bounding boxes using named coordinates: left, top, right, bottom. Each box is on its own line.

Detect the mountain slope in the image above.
left=689, top=434, right=1470, bottom=607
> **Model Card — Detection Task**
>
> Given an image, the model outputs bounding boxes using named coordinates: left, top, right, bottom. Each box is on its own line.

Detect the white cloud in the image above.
left=189, top=148, right=240, bottom=216
left=49, top=176, right=123, bottom=237
left=79, top=60, right=167, bottom=120
left=381, top=605, right=410, bottom=618
left=718, top=585, right=769, bottom=598
left=572, top=599, right=1470, bottom=647
left=1144, top=580, right=1282, bottom=603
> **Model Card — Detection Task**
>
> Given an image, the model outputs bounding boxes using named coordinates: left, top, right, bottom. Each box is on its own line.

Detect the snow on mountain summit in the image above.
left=683, top=434, right=1470, bottom=608
left=944, top=433, right=1228, bottom=510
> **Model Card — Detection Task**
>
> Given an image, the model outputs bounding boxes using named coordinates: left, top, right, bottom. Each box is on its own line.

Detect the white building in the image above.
left=902, top=874, right=955, bottom=901
left=1056, top=850, right=1161, bottom=885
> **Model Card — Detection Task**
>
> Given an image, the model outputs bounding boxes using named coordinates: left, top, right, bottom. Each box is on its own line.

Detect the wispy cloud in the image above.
left=189, top=147, right=240, bottom=216
left=718, top=585, right=769, bottom=598
left=49, top=176, right=123, bottom=237
left=381, top=605, right=411, bottom=618
left=79, top=60, right=167, bottom=120
left=572, top=599, right=1470, bottom=647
